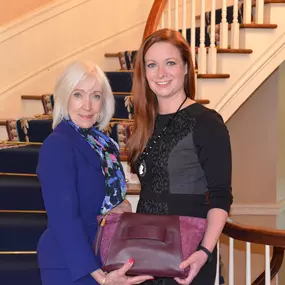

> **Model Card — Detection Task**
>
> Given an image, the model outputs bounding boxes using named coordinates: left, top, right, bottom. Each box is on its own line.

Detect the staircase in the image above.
left=1, top=0, right=285, bottom=284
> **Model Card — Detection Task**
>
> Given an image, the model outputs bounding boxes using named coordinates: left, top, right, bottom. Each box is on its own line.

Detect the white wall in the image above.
left=0, top=0, right=153, bottom=118
left=0, top=0, right=56, bottom=26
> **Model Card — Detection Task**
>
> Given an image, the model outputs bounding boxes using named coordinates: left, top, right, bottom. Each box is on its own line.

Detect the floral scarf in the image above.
left=64, top=118, right=127, bottom=215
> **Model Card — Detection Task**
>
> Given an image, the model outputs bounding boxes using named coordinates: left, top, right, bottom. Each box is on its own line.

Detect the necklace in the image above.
left=138, top=96, right=188, bottom=177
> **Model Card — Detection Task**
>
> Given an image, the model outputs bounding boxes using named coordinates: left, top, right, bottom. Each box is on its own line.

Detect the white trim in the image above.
left=0, top=0, right=91, bottom=44
left=230, top=199, right=285, bottom=216
left=216, top=33, right=285, bottom=122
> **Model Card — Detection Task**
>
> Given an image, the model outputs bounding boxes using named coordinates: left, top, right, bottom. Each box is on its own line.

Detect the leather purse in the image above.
left=93, top=212, right=207, bottom=278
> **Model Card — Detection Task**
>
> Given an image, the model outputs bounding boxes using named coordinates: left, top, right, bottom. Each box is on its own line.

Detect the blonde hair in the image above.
left=52, top=61, right=115, bottom=130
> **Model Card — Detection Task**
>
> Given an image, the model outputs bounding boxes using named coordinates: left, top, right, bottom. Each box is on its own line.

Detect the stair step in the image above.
left=0, top=212, right=47, bottom=251
left=106, top=71, right=133, bottom=93
left=240, top=23, right=278, bottom=29
left=21, top=95, right=46, bottom=100
left=198, top=74, right=230, bottom=79
left=105, top=47, right=253, bottom=58
left=217, top=48, right=253, bottom=54
left=3, top=118, right=134, bottom=147
left=0, top=253, right=41, bottom=285
left=19, top=119, right=52, bottom=142
left=0, top=144, right=40, bottom=174
left=0, top=175, right=44, bottom=210
left=20, top=93, right=209, bottom=106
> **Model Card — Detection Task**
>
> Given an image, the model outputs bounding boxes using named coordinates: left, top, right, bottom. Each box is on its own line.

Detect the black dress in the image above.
left=136, top=103, right=233, bottom=285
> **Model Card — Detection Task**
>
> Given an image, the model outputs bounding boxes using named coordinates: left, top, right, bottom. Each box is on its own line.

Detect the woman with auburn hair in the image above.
left=127, top=29, right=233, bottom=285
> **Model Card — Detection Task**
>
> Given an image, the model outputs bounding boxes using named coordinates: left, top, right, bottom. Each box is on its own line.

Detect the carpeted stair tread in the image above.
left=114, top=94, right=133, bottom=119
left=0, top=254, right=41, bottom=285
left=106, top=72, right=133, bottom=93
left=24, top=119, right=52, bottom=142
left=0, top=145, right=40, bottom=174
left=0, top=175, right=44, bottom=210
left=0, top=212, right=47, bottom=251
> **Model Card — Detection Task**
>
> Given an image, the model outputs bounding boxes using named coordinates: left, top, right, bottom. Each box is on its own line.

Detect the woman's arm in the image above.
left=201, top=208, right=228, bottom=252
left=175, top=110, right=232, bottom=284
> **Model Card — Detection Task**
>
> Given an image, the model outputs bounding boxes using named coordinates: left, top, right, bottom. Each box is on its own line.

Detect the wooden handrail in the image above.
left=223, top=220, right=285, bottom=247
left=143, top=0, right=167, bottom=40
left=223, top=220, right=285, bottom=284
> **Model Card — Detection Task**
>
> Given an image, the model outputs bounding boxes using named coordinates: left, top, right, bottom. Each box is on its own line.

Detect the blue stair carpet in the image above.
left=0, top=145, right=40, bottom=174
left=0, top=176, right=44, bottom=210
left=0, top=254, right=41, bottom=285
left=0, top=212, right=47, bottom=251
left=15, top=119, right=53, bottom=142
left=106, top=72, right=133, bottom=92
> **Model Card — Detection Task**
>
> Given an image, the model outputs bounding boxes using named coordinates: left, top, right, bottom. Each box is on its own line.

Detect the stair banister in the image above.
left=223, top=220, right=285, bottom=284
left=143, top=0, right=167, bottom=40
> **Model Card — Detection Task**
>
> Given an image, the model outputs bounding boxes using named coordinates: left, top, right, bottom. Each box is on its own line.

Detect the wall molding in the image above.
left=216, top=32, right=285, bottom=122
left=0, top=0, right=91, bottom=44
left=0, top=21, right=145, bottom=98
left=230, top=199, right=285, bottom=216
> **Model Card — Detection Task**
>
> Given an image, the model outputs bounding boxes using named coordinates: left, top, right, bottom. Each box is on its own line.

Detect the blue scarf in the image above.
left=64, top=119, right=127, bottom=214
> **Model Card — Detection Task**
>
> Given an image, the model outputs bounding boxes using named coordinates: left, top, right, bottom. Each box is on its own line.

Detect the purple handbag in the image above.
left=94, top=212, right=207, bottom=278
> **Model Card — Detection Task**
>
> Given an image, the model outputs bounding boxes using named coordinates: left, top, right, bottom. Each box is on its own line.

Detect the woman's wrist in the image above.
left=90, top=269, right=107, bottom=284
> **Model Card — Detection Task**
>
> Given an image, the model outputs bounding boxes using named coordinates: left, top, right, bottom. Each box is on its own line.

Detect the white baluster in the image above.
left=182, top=0, right=187, bottom=39
left=255, top=0, right=264, bottom=24
left=246, top=242, right=251, bottom=285
left=174, top=0, right=179, bottom=31
left=190, top=0, right=196, bottom=69
left=168, top=0, right=171, bottom=28
left=160, top=11, right=165, bottom=29
left=265, top=245, right=270, bottom=285
left=207, top=0, right=217, bottom=74
left=219, top=0, right=228, bottom=49
left=214, top=241, right=220, bottom=285
left=243, top=0, right=252, bottom=24
left=198, top=0, right=207, bottom=74
left=229, top=237, right=234, bottom=285
left=231, top=0, right=240, bottom=48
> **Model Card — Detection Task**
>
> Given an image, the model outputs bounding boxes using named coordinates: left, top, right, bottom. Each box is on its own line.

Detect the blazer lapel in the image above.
left=55, top=121, right=101, bottom=170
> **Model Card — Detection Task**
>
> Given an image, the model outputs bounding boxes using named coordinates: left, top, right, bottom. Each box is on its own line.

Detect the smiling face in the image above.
left=67, top=73, right=103, bottom=128
left=144, top=41, right=187, bottom=102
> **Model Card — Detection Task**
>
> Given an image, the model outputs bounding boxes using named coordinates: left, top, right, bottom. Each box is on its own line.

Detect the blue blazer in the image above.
left=37, top=121, right=105, bottom=282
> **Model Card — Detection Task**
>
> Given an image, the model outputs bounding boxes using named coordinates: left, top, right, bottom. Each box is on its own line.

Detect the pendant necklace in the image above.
left=138, top=96, right=188, bottom=177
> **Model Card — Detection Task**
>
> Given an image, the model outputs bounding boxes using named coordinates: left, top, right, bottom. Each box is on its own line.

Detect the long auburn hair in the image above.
left=127, top=28, right=196, bottom=167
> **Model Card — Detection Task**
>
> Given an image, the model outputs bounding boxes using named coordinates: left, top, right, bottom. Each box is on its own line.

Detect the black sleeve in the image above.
left=193, top=109, right=233, bottom=213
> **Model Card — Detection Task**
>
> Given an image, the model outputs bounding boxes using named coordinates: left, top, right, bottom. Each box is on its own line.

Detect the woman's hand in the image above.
left=174, top=250, right=208, bottom=285
left=110, top=200, right=132, bottom=214
left=91, top=259, right=153, bottom=285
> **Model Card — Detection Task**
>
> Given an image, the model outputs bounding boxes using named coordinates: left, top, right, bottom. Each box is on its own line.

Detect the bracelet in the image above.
left=198, top=245, right=212, bottom=263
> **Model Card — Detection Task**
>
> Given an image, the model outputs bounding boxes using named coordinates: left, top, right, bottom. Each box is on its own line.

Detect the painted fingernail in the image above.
left=128, top=258, right=135, bottom=263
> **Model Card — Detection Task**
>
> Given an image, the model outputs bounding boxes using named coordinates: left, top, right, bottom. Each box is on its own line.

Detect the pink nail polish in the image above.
left=128, top=258, right=135, bottom=263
